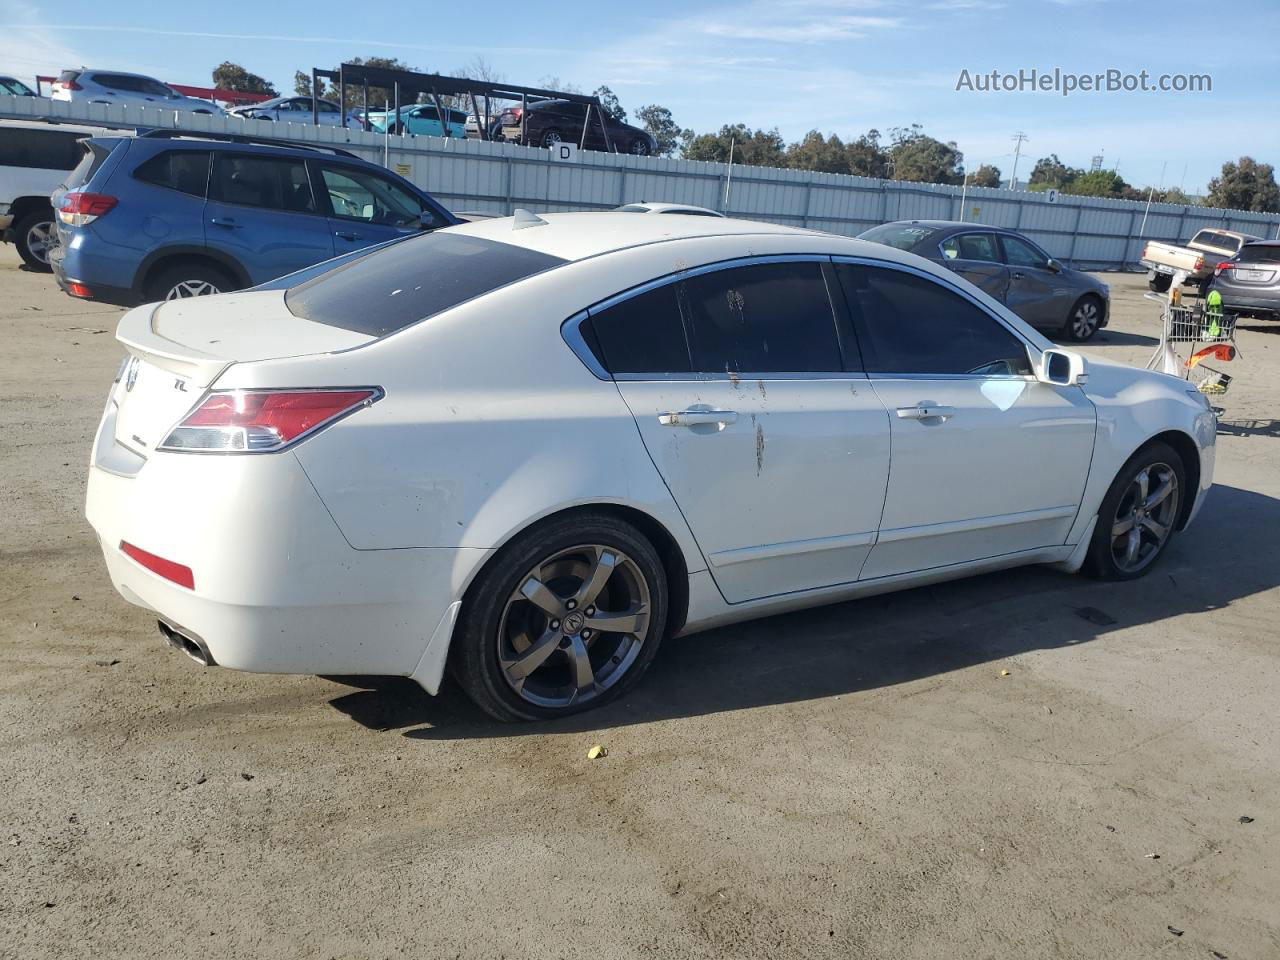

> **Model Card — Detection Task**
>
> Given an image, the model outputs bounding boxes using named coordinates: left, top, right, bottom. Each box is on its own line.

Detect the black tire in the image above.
left=145, top=261, right=237, bottom=302
left=1063, top=294, right=1104, bottom=342
left=629, top=138, right=652, bottom=156
left=390, top=123, right=405, bottom=135
left=452, top=511, right=669, bottom=722
left=1085, top=441, right=1186, bottom=581
left=1197, top=276, right=1213, bottom=297
left=1148, top=273, right=1172, bottom=293
left=540, top=128, right=563, bottom=149
left=14, top=209, right=55, bottom=272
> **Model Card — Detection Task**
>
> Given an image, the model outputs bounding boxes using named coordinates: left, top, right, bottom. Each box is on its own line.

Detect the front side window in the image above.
left=134, top=150, right=210, bottom=197
left=680, top=261, right=842, bottom=373
left=319, top=165, right=434, bottom=227
left=1001, top=235, right=1049, bottom=268
left=941, top=233, right=1000, bottom=263
left=837, top=263, right=1031, bottom=376
left=209, top=154, right=314, bottom=213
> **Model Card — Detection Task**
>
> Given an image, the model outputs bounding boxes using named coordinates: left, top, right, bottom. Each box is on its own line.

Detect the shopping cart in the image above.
left=1145, top=272, right=1239, bottom=399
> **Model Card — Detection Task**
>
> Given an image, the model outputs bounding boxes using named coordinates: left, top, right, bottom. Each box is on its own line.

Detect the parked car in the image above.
left=48, top=130, right=458, bottom=305
left=859, top=220, right=1110, bottom=341
left=1207, top=240, right=1280, bottom=320
left=465, top=111, right=505, bottom=141
left=1141, top=228, right=1261, bottom=294
left=227, top=96, right=346, bottom=127
left=615, top=202, right=724, bottom=217
left=51, top=69, right=224, bottom=116
left=362, top=103, right=467, bottom=137
left=86, top=212, right=1215, bottom=721
left=0, top=119, right=118, bottom=270
left=0, top=76, right=37, bottom=97
left=499, top=100, right=656, bottom=155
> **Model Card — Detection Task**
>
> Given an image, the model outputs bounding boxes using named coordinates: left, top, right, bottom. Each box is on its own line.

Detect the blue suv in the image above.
left=49, top=130, right=458, bottom=305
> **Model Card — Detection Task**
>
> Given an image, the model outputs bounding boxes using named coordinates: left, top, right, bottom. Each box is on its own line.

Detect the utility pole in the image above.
left=1008, top=131, right=1028, bottom=190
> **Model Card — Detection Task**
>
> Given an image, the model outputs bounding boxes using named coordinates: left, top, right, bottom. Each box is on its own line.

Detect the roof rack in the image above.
left=136, top=128, right=359, bottom=159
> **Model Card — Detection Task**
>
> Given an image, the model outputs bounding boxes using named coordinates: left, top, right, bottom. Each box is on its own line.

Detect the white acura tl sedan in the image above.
left=87, top=213, right=1216, bottom=721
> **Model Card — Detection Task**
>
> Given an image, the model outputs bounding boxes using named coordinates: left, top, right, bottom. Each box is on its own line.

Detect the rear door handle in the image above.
left=334, top=230, right=362, bottom=241
left=1011, top=271, right=1026, bottom=279
left=896, top=404, right=955, bottom=421
left=658, top=410, right=738, bottom=427
left=209, top=217, right=241, bottom=229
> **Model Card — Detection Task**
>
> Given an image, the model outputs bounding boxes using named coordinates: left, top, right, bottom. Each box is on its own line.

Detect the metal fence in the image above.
left=7, top=93, right=1280, bottom=270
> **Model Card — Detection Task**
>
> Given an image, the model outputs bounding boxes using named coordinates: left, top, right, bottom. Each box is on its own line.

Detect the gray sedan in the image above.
left=858, top=220, right=1110, bottom=342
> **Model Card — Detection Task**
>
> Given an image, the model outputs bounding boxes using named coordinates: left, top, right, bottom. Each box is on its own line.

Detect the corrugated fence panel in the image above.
left=6, top=93, right=1280, bottom=268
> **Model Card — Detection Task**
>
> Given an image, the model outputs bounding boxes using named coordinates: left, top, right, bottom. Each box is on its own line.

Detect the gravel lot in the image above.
left=2, top=246, right=1277, bottom=959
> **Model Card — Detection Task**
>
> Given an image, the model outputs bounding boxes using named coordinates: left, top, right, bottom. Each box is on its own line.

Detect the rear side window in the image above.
left=1235, top=244, right=1280, bottom=264
left=589, top=284, right=690, bottom=374
left=209, top=154, right=314, bottom=213
left=680, top=261, right=842, bottom=373
left=0, top=128, right=85, bottom=170
left=284, top=232, right=568, bottom=337
left=92, top=73, right=174, bottom=97
left=941, top=233, right=1000, bottom=263
left=134, top=150, right=210, bottom=197
left=62, top=141, right=113, bottom=189
left=837, top=263, right=1031, bottom=376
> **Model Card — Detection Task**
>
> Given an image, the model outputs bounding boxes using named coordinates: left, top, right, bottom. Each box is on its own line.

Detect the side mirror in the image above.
left=1046, top=257, right=1063, bottom=273
left=1037, top=348, right=1088, bottom=386
left=418, top=211, right=436, bottom=230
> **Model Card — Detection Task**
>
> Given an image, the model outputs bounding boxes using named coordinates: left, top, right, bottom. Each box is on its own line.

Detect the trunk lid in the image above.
left=111, top=290, right=374, bottom=454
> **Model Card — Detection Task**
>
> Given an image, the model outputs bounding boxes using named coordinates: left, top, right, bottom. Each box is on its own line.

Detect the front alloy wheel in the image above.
left=1087, top=441, right=1185, bottom=580
left=166, top=279, right=221, bottom=299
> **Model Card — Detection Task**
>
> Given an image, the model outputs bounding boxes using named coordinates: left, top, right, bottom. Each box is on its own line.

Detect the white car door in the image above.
left=832, top=259, right=1096, bottom=580
left=585, top=258, right=891, bottom=603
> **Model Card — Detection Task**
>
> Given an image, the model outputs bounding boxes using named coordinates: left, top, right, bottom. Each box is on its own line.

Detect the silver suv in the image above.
left=52, top=69, right=223, bottom=116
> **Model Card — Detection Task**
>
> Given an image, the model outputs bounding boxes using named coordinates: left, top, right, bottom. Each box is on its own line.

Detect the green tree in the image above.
left=1205, top=157, right=1280, bottom=212
left=592, top=85, right=625, bottom=123
left=967, top=163, right=1002, bottom=188
left=785, top=131, right=849, bottom=174
left=888, top=124, right=964, bottom=184
left=212, top=62, right=277, bottom=97
left=683, top=124, right=786, bottom=167
left=1062, top=169, right=1130, bottom=198
left=635, top=104, right=686, bottom=157
left=846, top=129, right=890, bottom=178
left=1028, top=154, right=1082, bottom=190
left=1161, top=186, right=1191, bottom=205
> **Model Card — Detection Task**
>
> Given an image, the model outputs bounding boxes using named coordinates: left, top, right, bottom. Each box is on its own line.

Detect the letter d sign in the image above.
left=551, top=142, right=578, bottom=162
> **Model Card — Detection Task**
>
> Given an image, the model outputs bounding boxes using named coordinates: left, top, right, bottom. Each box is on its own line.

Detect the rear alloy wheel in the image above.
left=540, top=128, right=563, bottom=148
left=453, top=513, right=668, bottom=721
left=147, top=263, right=236, bottom=303
left=629, top=138, right=651, bottom=156
left=1086, top=441, right=1184, bottom=580
left=1064, top=295, right=1103, bottom=342
left=14, top=211, right=55, bottom=272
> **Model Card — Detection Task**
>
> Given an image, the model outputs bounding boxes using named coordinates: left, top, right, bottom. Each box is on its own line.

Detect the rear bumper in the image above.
left=86, top=404, right=488, bottom=683
left=50, top=247, right=137, bottom=306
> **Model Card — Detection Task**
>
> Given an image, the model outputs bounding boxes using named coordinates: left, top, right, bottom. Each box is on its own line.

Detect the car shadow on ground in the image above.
left=324, top=484, right=1279, bottom=739
left=1217, top=418, right=1280, bottom=439
left=1083, top=330, right=1159, bottom=347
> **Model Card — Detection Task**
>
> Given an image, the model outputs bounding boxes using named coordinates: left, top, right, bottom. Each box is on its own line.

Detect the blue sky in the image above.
left=2, top=0, right=1276, bottom=193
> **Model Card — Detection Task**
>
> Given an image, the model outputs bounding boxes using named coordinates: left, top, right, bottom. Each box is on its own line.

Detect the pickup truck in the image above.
left=1141, top=228, right=1262, bottom=293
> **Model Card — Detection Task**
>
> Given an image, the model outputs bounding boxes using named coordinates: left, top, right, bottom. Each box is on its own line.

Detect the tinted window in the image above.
left=589, top=284, right=690, bottom=374
left=134, top=150, right=209, bottom=196
left=209, top=154, right=314, bottom=213
left=859, top=222, right=939, bottom=251
left=1235, top=243, right=1280, bottom=264
left=837, top=264, right=1031, bottom=376
left=941, top=233, right=1000, bottom=263
left=1001, top=235, right=1048, bottom=268
left=92, top=73, right=174, bottom=97
left=0, top=128, right=85, bottom=170
left=317, top=100, right=339, bottom=114
left=62, top=140, right=114, bottom=189
left=1191, top=230, right=1245, bottom=254
left=319, top=165, right=436, bottom=227
left=0, top=77, right=35, bottom=96
left=681, top=261, right=842, bottom=373
left=285, top=232, right=567, bottom=337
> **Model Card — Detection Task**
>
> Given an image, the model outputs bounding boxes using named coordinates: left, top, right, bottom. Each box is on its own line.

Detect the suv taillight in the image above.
left=1215, top=261, right=1234, bottom=276
left=57, top=191, right=117, bottom=226
left=159, top=388, right=381, bottom=453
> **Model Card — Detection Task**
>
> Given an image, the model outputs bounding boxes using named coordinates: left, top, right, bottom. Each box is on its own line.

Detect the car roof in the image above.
left=79, top=69, right=166, bottom=79
left=0, top=118, right=118, bottom=135
left=448, top=211, right=835, bottom=262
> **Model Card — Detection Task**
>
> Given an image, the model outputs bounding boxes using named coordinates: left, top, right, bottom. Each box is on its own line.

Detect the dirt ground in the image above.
left=1, top=247, right=1277, bottom=960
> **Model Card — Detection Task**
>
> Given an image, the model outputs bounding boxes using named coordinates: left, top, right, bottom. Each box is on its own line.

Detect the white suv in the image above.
left=0, top=119, right=118, bottom=270
left=51, top=69, right=223, bottom=116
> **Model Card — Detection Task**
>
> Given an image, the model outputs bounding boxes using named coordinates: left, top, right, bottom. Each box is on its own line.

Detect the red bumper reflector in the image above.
left=67, top=281, right=93, bottom=298
left=120, top=541, right=195, bottom=590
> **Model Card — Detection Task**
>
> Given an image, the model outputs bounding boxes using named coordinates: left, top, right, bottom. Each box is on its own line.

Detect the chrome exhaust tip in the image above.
left=157, top=620, right=215, bottom=667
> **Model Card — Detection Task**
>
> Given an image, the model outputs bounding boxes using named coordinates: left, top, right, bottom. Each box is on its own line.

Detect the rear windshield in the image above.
left=859, top=223, right=939, bottom=251
left=62, top=140, right=115, bottom=189
left=1235, top=243, right=1280, bottom=264
left=1190, top=230, right=1247, bottom=255
left=284, top=231, right=568, bottom=337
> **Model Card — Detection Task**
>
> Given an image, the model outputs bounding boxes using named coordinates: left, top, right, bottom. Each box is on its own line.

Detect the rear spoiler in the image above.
left=116, top=304, right=231, bottom=387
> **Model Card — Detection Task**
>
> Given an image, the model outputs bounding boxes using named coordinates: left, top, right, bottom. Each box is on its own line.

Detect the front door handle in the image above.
left=1011, top=271, right=1026, bottom=279
left=658, top=410, right=738, bottom=428
left=896, top=404, right=955, bottom=421
left=334, top=230, right=363, bottom=242
left=209, top=217, right=241, bottom=228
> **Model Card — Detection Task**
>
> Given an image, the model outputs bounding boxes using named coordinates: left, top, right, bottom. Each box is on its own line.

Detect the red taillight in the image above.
left=67, top=281, right=93, bottom=298
left=1215, top=261, right=1234, bottom=276
left=1194, top=257, right=1204, bottom=272
left=57, top=191, right=117, bottom=227
left=120, top=541, right=194, bottom=590
left=159, top=388, right=381, bottom=453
